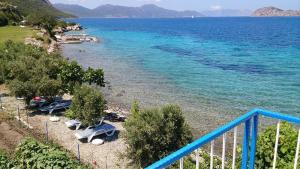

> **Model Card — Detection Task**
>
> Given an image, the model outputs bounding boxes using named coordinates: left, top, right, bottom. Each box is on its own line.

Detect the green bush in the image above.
left=0, top=150, right=14, bottom=168
left=70, top=85, right=106, bottom=126
left=235, top=122, right=299, bottom=169
left=14, top=138, right=89, bottom=169
left=255, top=122, right=299, bottom=169
left=65, top=109, right=76, bottom=119
left=124, top=103, right=193, bottom=168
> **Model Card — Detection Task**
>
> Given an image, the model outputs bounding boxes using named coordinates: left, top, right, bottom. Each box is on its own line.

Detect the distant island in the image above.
left=252, top=6, right=300, bottom=16
left=53, top=4, right=204, bottom=18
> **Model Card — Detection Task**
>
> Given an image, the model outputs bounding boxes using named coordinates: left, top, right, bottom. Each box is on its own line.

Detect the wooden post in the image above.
left=0, top=95, right=2, bottom=110
left=77, top=143, right=80, bottom=161
left=18, top=105, right=21, bottom=126
left=26, top=109, right=29, bottom=128
left=45, top=122, right=48, bottom=142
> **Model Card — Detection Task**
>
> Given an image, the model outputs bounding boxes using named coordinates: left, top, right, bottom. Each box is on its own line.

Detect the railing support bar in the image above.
left=222, top=133, right=226, bottom=169
left=249, top=115, right=259, bottom=169
left=242, top=119, right=251, bottom=169
left=232, top=127, right=237, bottom=169
left=272, top=121, right=281, bottom=169
left=195, top=149, right=199, bottom=169
left=210, top=140, right=214, bottom=169
left=294, top=128, right=300, bottom=169
left=179, top=158, right=183, bottom=169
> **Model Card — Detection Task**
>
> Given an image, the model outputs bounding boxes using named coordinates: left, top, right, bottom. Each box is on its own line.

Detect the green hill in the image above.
left=0, top=0, right=74, bottom=18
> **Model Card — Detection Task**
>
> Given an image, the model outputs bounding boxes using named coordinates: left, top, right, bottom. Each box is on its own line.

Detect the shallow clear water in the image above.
left=63, top=17, right=300, bottom=131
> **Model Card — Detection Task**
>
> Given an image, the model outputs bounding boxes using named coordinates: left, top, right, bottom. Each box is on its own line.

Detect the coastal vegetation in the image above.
left=0, top=41, right=105, bottom=104
left=124, top=103, right=192, bottom=167
left=60, top=61, right=105, bottom=94
left=67, top=85, right=106, bottom=126
left=0, top=138, right=89, bottom=169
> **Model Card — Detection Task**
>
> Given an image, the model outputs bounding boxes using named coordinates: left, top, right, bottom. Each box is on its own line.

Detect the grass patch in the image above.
left=0, top=26, right=37, bottom=43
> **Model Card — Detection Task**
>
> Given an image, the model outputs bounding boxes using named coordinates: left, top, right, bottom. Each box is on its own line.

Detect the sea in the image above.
left=62, top=17, right=300, bottom=132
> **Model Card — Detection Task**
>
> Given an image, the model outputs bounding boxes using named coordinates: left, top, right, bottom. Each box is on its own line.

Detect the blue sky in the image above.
left=50, top=0, right=300, bottom=11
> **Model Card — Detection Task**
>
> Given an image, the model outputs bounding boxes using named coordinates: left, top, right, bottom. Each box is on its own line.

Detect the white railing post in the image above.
left=195, top=149, right=199, bottom=169
left=222, top=133, right=226, bottom=169
left=210, top=140, right=214, bottom=169
left=180, top=158, right=183, bottom=169
left=272, top=121, right=281, bottom=169
left=294, top=128, right=300, bottom=169
left=232, top=127, right=237, bottom=169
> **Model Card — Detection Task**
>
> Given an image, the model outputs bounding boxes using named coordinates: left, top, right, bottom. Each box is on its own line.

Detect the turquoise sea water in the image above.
left=63, top=17, right=300, bottom=130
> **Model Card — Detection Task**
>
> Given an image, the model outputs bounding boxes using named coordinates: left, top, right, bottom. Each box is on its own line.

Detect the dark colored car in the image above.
left=29, top=96, right=62, bottom=109
left=39, top=100, right=72, bottom=114
left=104, top=112, right=126, bottom=122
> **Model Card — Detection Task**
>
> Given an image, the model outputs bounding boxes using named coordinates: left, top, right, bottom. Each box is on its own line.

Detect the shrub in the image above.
left=70, top=85, right=106, bottom=126
left=124, top=103, right=193, bottom=167
left=65, top=109, right=76, bottom=119
left=15, top=138, right=89, bottom=169
left=0, top=150, right=14, bottom=168
left=235, top=122, right=299, bottom=169
left=83, top=67, right=105, bottom=87
left=255, top=122, right=299, bottom=169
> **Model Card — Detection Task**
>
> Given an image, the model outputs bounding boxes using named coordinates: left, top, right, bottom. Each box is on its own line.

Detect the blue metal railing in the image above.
left=146, top=109, right=300, bottom=169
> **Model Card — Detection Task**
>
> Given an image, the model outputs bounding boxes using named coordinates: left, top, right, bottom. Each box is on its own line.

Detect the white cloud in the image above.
left=210, top=5, right=222, bottom=10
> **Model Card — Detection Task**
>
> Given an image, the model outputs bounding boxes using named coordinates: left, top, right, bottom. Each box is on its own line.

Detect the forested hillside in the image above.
left=0, top=0, right=74, bottom=18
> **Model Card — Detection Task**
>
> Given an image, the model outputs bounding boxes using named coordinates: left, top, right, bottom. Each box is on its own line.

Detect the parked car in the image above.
left=75, top=123, right=116, bottom=142
left=29, top=96, right=62, bottom=109
left=29, top=97, right=49, bottom=108
left=39, top=100, right=72, bottom=114
left=104, top=112, right=126, bottom=122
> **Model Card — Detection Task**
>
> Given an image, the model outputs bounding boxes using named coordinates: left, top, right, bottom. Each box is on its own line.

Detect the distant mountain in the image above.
left=202, top=9, right=252, bottom=17
left=54, top=4, right=204, bottom=18
left=0, top=0, right=74, bottom=18
left=53, top=4, right=92, bottom=17
left=252, top=7, right=300, bottom=16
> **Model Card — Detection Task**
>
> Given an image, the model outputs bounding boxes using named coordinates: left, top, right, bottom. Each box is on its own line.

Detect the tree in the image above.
left=59, top=61, right=85, bottom=93
left=0, top=12, right=8, bottom=26
left=124, top=103, right=193, bottom=167
left=83, top=67, right=105, bottom=86
left=70, top=85, right=106, bottom=126
left=26, top=14, right=57, bottom=37
left=1, top=42, right=65, bottom=104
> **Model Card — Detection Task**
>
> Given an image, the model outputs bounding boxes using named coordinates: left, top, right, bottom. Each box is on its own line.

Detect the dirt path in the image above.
left=0, top=121, right=24, bottom=153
